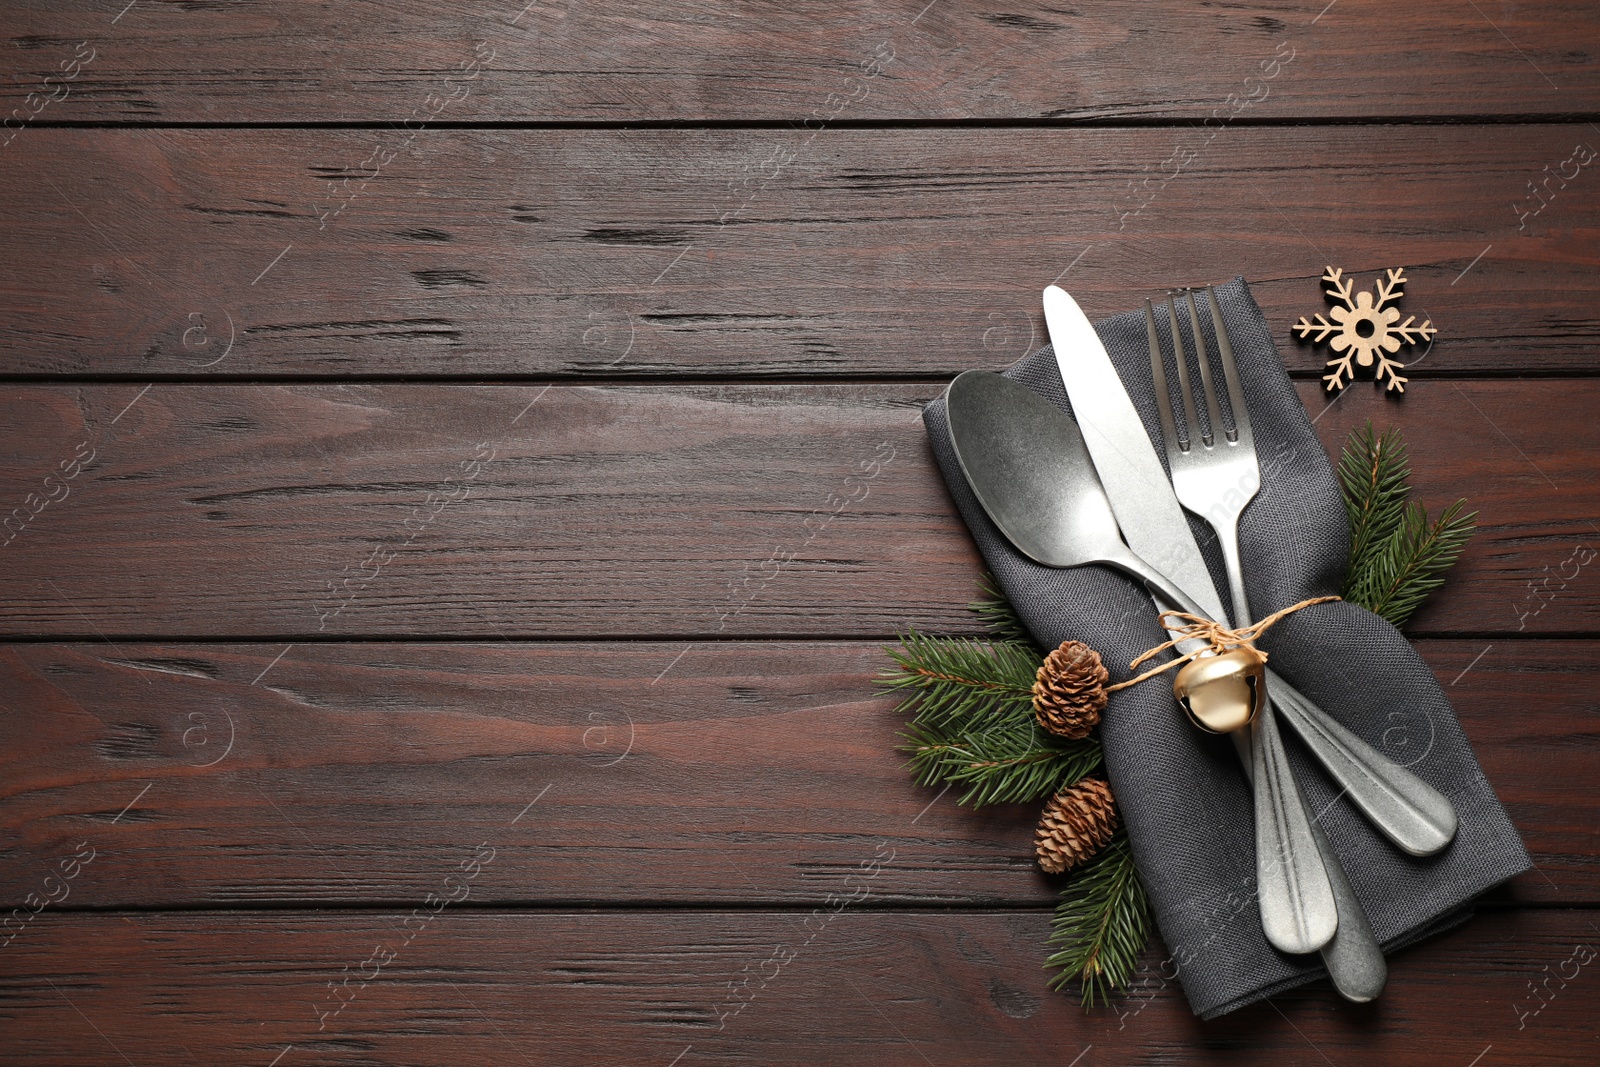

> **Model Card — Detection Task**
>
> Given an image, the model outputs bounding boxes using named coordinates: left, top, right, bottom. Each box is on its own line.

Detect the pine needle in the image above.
left=1349, top=499, right=1477, bottom=627
left=884, top=623, right=1096, bottom=807
left=1339, top=423, right=1476, bottom=628
left=1338, top=421, right=1410, bottom=578
left=969, top=572, right=1039, bottom=648
left=901, top=717, right=1101, bottom=806
left=880, top=630, right=1039, bottom=730
left=1045, top=833, right=1151, bottom=1008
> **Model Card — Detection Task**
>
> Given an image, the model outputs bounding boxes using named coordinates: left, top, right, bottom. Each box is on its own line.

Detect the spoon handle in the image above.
left=1229, top=729, right=1385, bottom=996
left=1267, top=673, right=1458, bottom=857
left=1308, top=811, right=1388, bottom=1001
left=1111, top=550, right=1208, bottom=619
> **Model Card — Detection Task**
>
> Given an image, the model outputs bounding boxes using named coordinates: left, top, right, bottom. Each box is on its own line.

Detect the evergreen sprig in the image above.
left=1348, top=499, right=1476, bottom=627
left=1338, top=422, right=1476, bottom=627
left=1339, top=422, right=1412, bottom=573
left=1044, top=833, right=1149, bottom=1007
left=969, top=573, right=1038, bottom=647
left=882, top=627, right=1100, bottom=805
left=903, top=716, right=1101, bottom=807
left=881, top=630, right=1038, bottom=730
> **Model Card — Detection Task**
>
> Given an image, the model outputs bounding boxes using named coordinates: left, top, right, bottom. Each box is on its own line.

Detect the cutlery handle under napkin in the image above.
left=1268, top=672, right=1459, bottom=858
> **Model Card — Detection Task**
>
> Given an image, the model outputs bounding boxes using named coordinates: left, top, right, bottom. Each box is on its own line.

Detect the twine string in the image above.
left=1104, top=595, right=1341, bottom=693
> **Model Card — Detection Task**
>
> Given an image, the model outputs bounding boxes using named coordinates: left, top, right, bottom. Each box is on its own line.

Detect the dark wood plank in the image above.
left=2, top=127, right=1597, bottom=378
left=1, top=907, right=1594, bottom=1065
left=0, top=639, right=1587, bottom=908
left=3, top=1, right=1597, bottom=123
left=1305, top=380, right=1600, bottom=635
left=0, top=381, right=1595, bottom=638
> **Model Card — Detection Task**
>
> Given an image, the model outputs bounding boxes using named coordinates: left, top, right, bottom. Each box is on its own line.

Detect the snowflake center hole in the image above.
left=1355, top=318, right=1377, bottom=338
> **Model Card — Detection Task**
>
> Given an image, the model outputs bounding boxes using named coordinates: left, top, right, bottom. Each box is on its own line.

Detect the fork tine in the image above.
left=1206, top=286, right=1252, bottom=445
left=1166, top=294, right=1201, bottom=450
left=1145, top=299, right=1182, bottom=457
left=1185, top=290, right=1227, bottom=446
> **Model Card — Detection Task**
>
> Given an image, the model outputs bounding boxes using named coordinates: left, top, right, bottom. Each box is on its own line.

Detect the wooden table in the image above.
left=2, top=2, right=1597, bottom=1063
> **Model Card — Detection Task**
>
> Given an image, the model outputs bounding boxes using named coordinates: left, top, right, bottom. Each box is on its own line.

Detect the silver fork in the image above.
left=1148, top=289, right=1458, bottom=856
left=1148, top=287, right=1400, bottom=999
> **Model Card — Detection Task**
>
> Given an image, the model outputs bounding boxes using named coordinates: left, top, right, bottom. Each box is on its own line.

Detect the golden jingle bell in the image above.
left=1172, top=646, right=1268, bottom=734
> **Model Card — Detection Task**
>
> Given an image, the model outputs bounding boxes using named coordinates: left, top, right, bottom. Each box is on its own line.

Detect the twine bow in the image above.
left=1104, top=596, right=1341, bottom=694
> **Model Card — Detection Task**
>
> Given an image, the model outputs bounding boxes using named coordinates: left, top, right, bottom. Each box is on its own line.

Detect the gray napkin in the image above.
left=922, top=277, right=1530, bottom=1019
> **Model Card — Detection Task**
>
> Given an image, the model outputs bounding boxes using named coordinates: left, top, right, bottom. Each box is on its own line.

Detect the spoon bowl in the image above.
left=945, top=370, right=1197, bottom=612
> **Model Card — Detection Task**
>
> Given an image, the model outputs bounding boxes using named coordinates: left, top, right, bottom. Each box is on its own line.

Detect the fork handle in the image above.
left=1214, top=514, right=1252, bottom=628
left=1246, top=696, right=1338, bottom=954
left=1142, top=574, right=1337, bottom=956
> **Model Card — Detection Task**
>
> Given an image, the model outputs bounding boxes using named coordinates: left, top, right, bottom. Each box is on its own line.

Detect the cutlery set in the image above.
left=944, top=285, right=1461, bottom=1002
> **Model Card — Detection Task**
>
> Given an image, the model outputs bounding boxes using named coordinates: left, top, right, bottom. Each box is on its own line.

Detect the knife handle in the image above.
left=1308, top=811, right=1388, bottom=1002
left=1234, top=724, right=1386, bottom=997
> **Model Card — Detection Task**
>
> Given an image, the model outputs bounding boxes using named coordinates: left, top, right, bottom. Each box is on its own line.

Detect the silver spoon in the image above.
left=945, top=369, right=1338, bottom=957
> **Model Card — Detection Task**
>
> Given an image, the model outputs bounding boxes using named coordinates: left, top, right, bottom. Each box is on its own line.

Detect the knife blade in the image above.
left=1042, top=286, right=1227, bottom=618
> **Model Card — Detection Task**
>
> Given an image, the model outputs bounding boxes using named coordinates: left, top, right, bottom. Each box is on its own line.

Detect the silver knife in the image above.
left=1048, top=288, right=1453, bottom=858
left=1043, top=285, right=1385, bottom=996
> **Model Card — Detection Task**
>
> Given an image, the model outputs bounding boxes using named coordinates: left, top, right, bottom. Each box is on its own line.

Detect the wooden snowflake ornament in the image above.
left=1293, top=267, right=1436, bottom=393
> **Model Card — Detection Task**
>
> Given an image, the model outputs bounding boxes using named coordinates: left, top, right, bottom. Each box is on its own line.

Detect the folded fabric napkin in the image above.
left=922, top=277, right=1530, bottom=1019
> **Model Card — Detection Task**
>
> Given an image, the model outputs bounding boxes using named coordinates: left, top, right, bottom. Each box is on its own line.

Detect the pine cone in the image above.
left=1032, top=640, right=1109, bottom=739
left=1036, top=778, right=1118, bottom=875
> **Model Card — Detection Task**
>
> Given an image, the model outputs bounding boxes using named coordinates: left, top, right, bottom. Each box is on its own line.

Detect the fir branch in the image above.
left=880, top=630, right=1038, bottom=730
left=1340, top=423, right=1476, bottom=628
left=901, top=717, right=1100, bottom=807
left=1350, top=499, right=1477, bottom=628
left=1338, top=421, right=1410, bottom=579
left=969, top=572, right=1039, bottom=648
left=1045, top=833, right=1151, bottom=1007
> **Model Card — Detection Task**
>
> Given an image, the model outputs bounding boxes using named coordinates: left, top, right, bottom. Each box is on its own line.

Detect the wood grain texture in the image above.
left=0, top=639, right=1588, bottom=909
left=1, top=908, right=1594, bottom=1066
left=2, top=0, right=1594, bottom=1056
left=0, top=380, right=1595, bottom=638
left=2, top=127, right=1596, bottom=378
left=2, top=1, right=1597, bottom=123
